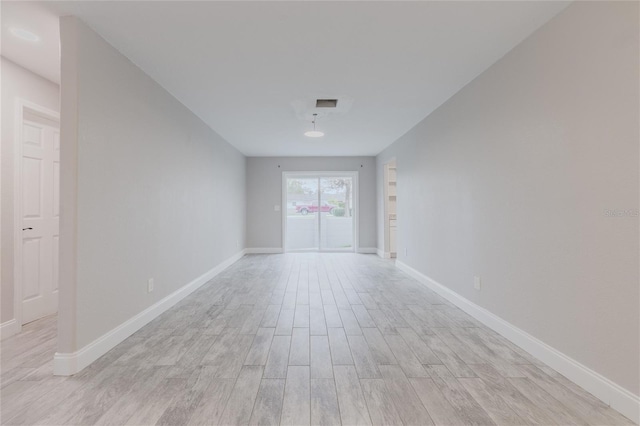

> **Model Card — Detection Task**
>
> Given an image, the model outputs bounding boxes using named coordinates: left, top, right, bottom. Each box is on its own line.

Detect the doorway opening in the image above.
left=14, top=100, right=60, bottom=326
left=383, top=160, right=397, bottom=258
left=283, top=172, right=358, bottom=252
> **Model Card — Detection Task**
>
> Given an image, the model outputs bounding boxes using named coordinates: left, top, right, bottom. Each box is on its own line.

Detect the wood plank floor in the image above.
left=1, top=253, right=635, bottom=425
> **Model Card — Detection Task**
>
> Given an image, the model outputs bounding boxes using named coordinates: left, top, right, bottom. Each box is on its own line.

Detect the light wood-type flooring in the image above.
left=1, top=254, right=635, bottom=425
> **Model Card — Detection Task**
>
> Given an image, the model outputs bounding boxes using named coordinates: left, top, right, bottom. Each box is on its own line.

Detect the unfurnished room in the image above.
left=0, top=1, right=638, bottom=425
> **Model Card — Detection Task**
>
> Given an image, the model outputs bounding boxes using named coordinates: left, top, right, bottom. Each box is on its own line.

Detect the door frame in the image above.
left=282, top=171, right=359, bottom=253
left=382, top=158, right=397, bottom=259
left=13, top=98, right=60, bottom=330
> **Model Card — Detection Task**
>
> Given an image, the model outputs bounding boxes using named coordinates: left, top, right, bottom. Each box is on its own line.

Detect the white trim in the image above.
left=382, top=157, right=397, bottom=257
left=376, top=249, right=391, bottom=259
left=281, top=173, right=287, bottom=253
left=245, top=248, right=284, bottom=254
left=53, top=249, right=246, bottom=376
left=395, top=260, right=640, bottom=424
left=357, top=247, right=378, bottom=254
left=0, top=319, right=20, bottom=340
left=13, top=98, right=60, bottom=330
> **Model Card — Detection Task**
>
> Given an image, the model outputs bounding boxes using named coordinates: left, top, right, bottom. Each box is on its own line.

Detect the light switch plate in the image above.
left=474, top=276, right=481, bottom=290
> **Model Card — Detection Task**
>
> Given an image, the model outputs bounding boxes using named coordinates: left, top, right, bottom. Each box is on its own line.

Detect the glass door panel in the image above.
left=320, top=177, right=354, bottom=251
left=285, top=177, right=319, bottom=251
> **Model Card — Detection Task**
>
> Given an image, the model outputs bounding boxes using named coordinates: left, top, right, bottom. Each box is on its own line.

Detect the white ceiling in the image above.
left=1, top=1, right=61, bottom=83
left=3, top=1, right=569, bottom=156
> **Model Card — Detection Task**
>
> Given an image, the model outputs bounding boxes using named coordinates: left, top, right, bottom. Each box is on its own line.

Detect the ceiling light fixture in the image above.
left=304, top=113, right=324, bottom=138
left=10, top=27, right=40, bottom=42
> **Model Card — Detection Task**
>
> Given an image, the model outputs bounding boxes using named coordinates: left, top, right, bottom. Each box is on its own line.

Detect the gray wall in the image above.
left=377, top=1, right=639, bottom=396
left=247, top=157, right=376, bottom=250
left=59, top=18, right=246, bottom=350
left=1, top=58, right=60, bottom=323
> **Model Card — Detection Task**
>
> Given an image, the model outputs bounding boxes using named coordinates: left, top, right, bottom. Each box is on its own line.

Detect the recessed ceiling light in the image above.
left=10, top=27, right=40, bottom=42
left=304, top=113, right=325, bottom=138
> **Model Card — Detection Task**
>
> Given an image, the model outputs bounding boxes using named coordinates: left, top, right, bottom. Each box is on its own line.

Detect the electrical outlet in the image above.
left=148, top=278, right=154, bottom=293
left=236, top=240, right=240, bottom=248
left=474, top=276, right=481, bottom=291
left=274, top=205, right=281, bottom=212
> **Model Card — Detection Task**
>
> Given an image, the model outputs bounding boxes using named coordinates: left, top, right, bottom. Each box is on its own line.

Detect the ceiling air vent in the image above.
left=316, top=99, right=338, bottom=108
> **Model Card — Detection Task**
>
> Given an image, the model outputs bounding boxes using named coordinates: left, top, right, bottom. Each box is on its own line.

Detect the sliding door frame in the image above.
left=282, top=171, right=359, bottom=253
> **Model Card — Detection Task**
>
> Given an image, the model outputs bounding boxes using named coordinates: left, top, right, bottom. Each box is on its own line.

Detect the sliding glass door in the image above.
left=285, top=177, right=319, bottom=251
left=284, top=173, right=356, bottom=252
left=319, top=177, right=354, bottom=250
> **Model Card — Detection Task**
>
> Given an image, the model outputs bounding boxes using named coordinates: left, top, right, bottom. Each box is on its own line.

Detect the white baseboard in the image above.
left=0, top=319, right=20, bottom=340
left=395, top=260, right=640, bottom=424
left=246, top=247, right=377, bottom=255
left=53, top=249, right=246, bottom=376
left=376, top=249, right=391, bottom=259
left=357, top=247, right=378, bottom=254
left=245, top=248, right=284, bottom=254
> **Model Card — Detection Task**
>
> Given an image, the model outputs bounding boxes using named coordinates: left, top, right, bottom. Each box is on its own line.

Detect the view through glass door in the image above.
left=285, top=173, right=356, bottom=252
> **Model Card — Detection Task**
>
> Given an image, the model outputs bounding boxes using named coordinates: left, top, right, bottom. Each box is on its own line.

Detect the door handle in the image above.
left=22, top=227, right=33, bottom=231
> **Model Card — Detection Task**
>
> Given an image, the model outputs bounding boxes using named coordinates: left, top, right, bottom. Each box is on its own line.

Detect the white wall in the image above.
left=1, top=57, right=60, bottom=324
left=247, top=157, right=376, bottom=251
left=58, top=18, right=246, bottom=353
left=377, top=0, right=639, bottom=400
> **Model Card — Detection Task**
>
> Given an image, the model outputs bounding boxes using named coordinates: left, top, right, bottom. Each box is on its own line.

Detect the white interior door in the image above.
left=21, top=118, right=60, bottom=324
